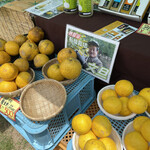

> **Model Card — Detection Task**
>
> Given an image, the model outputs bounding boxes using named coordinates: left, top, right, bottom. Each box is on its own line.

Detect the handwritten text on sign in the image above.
left=0, top=97, right=20, bottom=121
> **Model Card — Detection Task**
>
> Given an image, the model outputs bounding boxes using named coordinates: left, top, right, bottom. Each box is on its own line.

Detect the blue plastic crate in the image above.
left=0, top=70, right=96, bottom=150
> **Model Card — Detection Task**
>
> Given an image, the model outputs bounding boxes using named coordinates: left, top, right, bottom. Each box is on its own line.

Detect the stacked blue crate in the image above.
left=0, top=70, right=96, bottom=150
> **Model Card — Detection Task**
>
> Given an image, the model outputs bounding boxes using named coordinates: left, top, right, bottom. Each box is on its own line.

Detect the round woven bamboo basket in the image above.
left=0, top=68, right=35, bottom=98
left=42, top=58, right=78, bottom=86
left=20, top=79, right=67, bottom=121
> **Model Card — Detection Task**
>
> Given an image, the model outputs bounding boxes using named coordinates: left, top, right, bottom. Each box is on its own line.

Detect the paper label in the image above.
left=136, top=23, right=150, bottom=36
left=0, top=97, right=20, bottom=121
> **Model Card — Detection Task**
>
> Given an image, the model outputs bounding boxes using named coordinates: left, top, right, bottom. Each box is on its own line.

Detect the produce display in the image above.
left=123, top=116, right=150, bottom=150
left=42, top=48, right=82, bottom=82
left=97, top=80, right=149, bottom=118
left=71, top=114, right=118, bottom=150
left=0, top=26, right=55, bottom=94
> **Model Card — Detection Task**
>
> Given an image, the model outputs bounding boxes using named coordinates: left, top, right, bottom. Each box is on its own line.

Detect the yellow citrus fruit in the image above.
left=147, top=106, right=150, bottom=113
left=0, top=38, right=6, bottom=51
left=19, top=41, right=39, bottom=61
left=14, top=34, right=27, bottom=46
left=103, top=96, right=122, bottom=115
left=0, top=81, right=17, bottom=92
left=84, top=139, right=106, bottom=150
left=128, top=95, right=148, bottom=114
left=115, top=80, right=134, bottom=97
left=119, top=97, right=132, bottom=116
left=15, top=72, right=32, bottom=88
left=38, top=39, right=54, bottom=55
left=60, top=58, right=82, bottom=79
left=0, top=63, right=18, bottom=81
left=47, top=63, right=64, bottom=81
left=100, top=137, right=117, bottom=150
left=72, top=114, right=92, bottom=135
left=27, top=26, right=44, bottom=43
left=78, top=130, right=97, bottom=150
left=5, top=41, right=19, bottom=56
left=149, top=146, right=150, bottom=150
left=33, top=54, right=49, bottom=68
left=92, top=115, right=112, bottom=138
left=133, top=116, right=149, bottom=132
left=140, top=119, right=150, bottom=142
left=57, top=48, right=77, bottom=63
left=13, top=58, right=29, bottom=72
left=0, top=51, right=11, bottom=65
left=124, top=131, right=148, bottom=150
left=139, top=88, right=150, bottom=106
left=101, top=89, right=118, bottom=101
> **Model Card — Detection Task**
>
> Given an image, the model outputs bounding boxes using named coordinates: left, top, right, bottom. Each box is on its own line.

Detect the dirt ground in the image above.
left=0, top=115, right=34, bottom=150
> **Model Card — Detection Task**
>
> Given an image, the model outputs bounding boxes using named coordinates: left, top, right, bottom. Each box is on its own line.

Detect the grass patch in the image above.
left=0, top=115, right=10, bottom=133
left=0, top=134, right=14, bottom=150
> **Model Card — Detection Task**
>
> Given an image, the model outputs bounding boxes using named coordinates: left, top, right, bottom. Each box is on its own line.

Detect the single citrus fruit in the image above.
left=128, top=95, right=148, bottom=114
left=0, top=81, right=17, bottom=92
left=57, top=48, right=77, bottom=63
left=14, top=58, right=29, bottom=72
left=0, top=63, right=18, bottom=81
left=124, top=131, right=148, bottom=150
left=72, top=114, right=92, bottom=135
left=103, top=96, right=122, bottom=115
left=47, top=63, right=64, bottom=81
left=19, top=41, right=39, bottom=61
left=27, top=26, right=44, bottom=43
left=84, top=139, right=106, bottom=150
left=133, top=116, right=149, bottom=132
left=101, top=89, right=118, bottom=101
left=115, top=80, right=134, bottom=97
left=92, top=115, right=112, bottom=138
left=0, top=38, right=6, bottom=51
left=5, top=41, right=19, bottom=56
left=38, top=39, right=54, bottom=55
left=0, top=51, right=11, bottom=65
left=100, top=137, right=117, bottom=150
left=140, top=119, right=150, bottom=142
left=14, top=34, right=27, bottom=46
left=78, top=130, right=97, bottom=150
left=15, top=72, right=32, bottom=88
left=34, top=54, right=49, bottom=68
left=147, top=106, right=150, bottom=113
left=139, top=88, right=150, bottom=106
left=60, top=58, right=82, bottom=79
left=119, top=97, right=132, bottom=116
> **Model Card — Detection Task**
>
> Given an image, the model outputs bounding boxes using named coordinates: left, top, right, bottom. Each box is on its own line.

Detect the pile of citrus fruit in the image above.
left=0, top=26, right=55, bottom=93
left=99, top=80, right=149, bottom=116
left=124, top=116, right=150, bottom=150
left=46, top=48, right=82, bottom=81
left=72, top=114, right=117, bottom=150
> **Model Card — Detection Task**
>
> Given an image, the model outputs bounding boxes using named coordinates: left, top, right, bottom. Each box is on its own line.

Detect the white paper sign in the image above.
left=65, top=24, right=120, bottom=83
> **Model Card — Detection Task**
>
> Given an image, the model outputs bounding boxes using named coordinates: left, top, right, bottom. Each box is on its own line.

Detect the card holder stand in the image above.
left=98, top=0, right=150, bottom=22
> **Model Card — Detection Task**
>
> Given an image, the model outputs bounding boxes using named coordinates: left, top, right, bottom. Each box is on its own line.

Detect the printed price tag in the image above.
left=0, top=97, right=20, bottom=121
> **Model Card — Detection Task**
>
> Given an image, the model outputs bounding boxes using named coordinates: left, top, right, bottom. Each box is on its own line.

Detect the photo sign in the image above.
left=65, top=24, right=120, bottom=83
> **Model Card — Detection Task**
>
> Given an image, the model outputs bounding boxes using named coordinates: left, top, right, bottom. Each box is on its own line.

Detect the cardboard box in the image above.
left=98, top=0, right=150, bottom=22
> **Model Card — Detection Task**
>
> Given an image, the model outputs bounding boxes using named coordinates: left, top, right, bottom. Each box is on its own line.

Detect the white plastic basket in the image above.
left=97, top=85, right=136, bottom=120
left=72, top=127, right=123, bottom=150
left=122, top=121, right=150, bottom=150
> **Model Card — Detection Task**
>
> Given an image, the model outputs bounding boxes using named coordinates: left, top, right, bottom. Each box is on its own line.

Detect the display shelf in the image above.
left=0, top=70, right=96, bottom=150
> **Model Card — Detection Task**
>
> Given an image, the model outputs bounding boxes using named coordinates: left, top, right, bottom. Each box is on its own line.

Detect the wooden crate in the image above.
left=0, top=7, right=34, bottom=41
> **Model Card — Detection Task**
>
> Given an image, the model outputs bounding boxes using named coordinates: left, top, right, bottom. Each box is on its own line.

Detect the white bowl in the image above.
left=72, top=127, right=123, bottom=150
left=122, top=121, right=150, bottom=150
left=97, top=85, right=136, bottom=120
left=145, top=111, right=150, bottom=117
